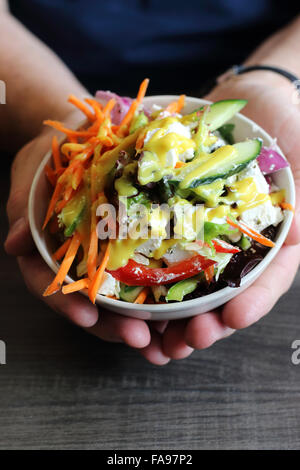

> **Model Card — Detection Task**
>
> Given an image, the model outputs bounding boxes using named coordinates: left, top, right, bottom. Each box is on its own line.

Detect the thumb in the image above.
left=5, top=110, right=88, bottom=256
left=5, top=134, right=53, bottom=256
left=275, top=113, right=300, bottom=246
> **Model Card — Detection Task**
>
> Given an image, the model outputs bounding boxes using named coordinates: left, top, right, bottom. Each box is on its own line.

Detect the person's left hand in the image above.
left=157, top=74, right=300, bottom=360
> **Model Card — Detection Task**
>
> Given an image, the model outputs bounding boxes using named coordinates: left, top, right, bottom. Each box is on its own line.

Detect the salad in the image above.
left=42, top=79, right=294, bottom=305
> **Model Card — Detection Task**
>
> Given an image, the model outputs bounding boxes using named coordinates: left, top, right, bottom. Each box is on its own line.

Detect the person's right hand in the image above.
left=4, top=125, right=172, bottom=365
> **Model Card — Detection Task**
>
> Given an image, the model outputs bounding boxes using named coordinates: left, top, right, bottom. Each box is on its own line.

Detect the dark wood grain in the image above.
left=1, top=159, right=300, bottom=450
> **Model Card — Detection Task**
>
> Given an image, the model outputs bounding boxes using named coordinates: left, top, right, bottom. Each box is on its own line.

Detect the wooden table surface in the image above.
left=1, top=159, right=300, bottom=450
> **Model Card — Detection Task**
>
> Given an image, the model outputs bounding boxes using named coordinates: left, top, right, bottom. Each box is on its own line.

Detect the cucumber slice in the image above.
left=187, top=99, right=247, bottom=131
left=64, top=204, right=85, bottom=237
left=130, top=111, right=149, bottom=134
left=239, top=235, right=251, bottom=251
left=180, top=139, right=262, bottom=189
left=205, top=99, right=247, bottom=131
left=59, top=193, right=86, bottom=237
left=166, top=278, right=198, bottom=302
left=218, top=123, right=235, bottom=144
left=119, top=284, right=144, bottom=303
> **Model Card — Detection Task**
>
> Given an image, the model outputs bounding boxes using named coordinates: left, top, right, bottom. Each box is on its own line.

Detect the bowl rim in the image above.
left=28, top=95, right=295, bottom=313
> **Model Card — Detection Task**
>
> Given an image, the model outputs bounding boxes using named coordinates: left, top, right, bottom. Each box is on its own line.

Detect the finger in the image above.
left=18, top=253, right=98, bottom=328
left=18, top=253, right=151, bottom=347
left=279, top=125, right=300, bottom=246
left=139, top=329, right=171, bottom=365
left=285, top=217, right=300, bottom=246
left=86, top=312, right=151, bottom=349
left=162, top=320, right=194, bottom=359
left=151, top=320, right=169, bottom=334
left=5, top=136, right=53, bottom=256
left=5, top=111, right=87, bottom=256
left=185, top=312, right=235, bottom=350
left=4, top=215, right=35, bottom=256
left=222, top=244, right=300, bottom=330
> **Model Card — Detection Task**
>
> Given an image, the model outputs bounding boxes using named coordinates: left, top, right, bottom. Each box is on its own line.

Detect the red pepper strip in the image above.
left=212, top=239, right=241, bottom=254
left=108, top=255, right=216, bottom=286
left=196, top=239, right=240, bottom=254
left=226, top=216, right=275, bottom=248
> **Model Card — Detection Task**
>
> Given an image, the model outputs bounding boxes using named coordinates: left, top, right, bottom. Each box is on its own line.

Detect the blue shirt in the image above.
left=9, top=0, right=298, bottom=95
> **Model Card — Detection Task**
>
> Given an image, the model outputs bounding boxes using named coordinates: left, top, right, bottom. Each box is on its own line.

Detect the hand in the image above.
left=4, top=121, right=172, bottom=366
left=159, top=75, right=300, bottom=359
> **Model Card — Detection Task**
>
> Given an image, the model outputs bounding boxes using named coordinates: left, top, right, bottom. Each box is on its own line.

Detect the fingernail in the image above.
left=4, top=217, right=26, bottom=249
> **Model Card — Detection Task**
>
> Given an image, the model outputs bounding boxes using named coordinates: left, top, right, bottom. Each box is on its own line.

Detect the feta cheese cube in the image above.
left=240, top=198, right=283, bottom=232
left=98, top=272, right=120, bottom=298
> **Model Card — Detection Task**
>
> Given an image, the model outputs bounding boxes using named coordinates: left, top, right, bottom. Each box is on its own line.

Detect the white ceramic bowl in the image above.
left=29, top=96, right=295, bottom=320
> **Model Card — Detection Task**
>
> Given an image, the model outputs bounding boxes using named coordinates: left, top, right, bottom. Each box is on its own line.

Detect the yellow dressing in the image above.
left=144, top=130, right=195, bottom=165
left=138, top=117, right=196, bottom=185
left=115, top=176, right=138, bottom=197
left=106, top=238, right=147, bottom=270
left=223, top=177, right=270, bottom=216
left=193, top=179, right=225, bottom=207
left=270, top=189, right=286, bottom=205
left=180, top=145, right=237, bottom=189
left=153, top=239, right=177, bottom=260
left=206, top=205, right=230, bottom=221
left=93, top=130, right=140, bottom=194
left=115, top=162, right=138, bottom=197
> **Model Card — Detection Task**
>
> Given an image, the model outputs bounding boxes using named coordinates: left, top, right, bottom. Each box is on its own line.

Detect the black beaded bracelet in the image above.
left=218, top=64, right=300, bottom=93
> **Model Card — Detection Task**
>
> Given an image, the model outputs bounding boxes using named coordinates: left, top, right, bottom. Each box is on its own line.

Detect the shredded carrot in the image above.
left=136, top=78, right=150, bottom=104
left=68, top=94, right=96, bottom=122
left=43, top=232, right=81, bottom=296
left=61, top=142, right=88, bottom=159
left=84, top=98, right=104, bottom=122
left=61, top=159, right=82, bottom=178
left=52, top=136, right=62, bottom=171
left=103, top=98, right=116, bottom=117
left=134, top=287, right=150, bottom=304
left=43, top=181, right=63, bottom=229
left=86, top=154, right=100, bottom=280
left=204, top=265, right=215, bottom=284
left=135, top=132, right=145, bottom=150
left=86, top=119, right=102, bottom=135
left=118, top=78, right=149, bottom=135
left=175, top=161, right=185, bottom=168
left=166, top=100, right=178, bottom=114
left=62, top=278, right=90, bottom=294
left=280, top=202, right=295, bottom=213
left=87, top=228, right=98, bottom=280
left=74, top=145, right=95, bottom=164
left=71, top=164, right=84, bottom=190
left=45, top=164, right=57, bottom=186
left=42, top=79, right=167, bottom=304
left=64, top=184, right=74, bottom=201
left=44, top=120, right=97, bottom=138
left=55, top=195, right=71, bottom=214
left=67, top=134, right=78, bottom=143
left=165, top=94, right=185, bottom=114
left=52, top=238, right=72, bottom=261
left=226, top=216, right=275, bottom=248
left=88, top=242, right=110, bottom=304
